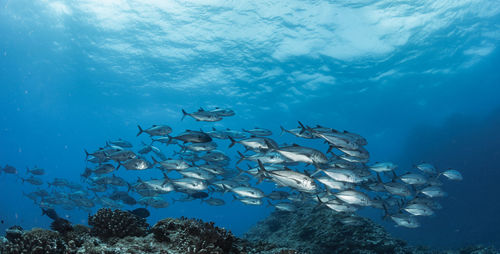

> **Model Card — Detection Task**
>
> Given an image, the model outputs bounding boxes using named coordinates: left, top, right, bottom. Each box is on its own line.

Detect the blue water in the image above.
left=1, top=0, right=500, bottom=250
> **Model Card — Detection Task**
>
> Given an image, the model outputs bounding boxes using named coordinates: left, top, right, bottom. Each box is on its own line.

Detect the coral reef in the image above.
left=1, top=227, right=68, bottom=254
left=1, top=208, right=498, bottom=254
left=151, top=216, right=236, bottom=253
left=88, top=208, right=149, bottom=239
left=50, top=218, right=73, bottom=234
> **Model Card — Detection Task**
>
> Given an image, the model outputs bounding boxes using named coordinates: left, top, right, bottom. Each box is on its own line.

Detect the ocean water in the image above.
left=1, top=0, right=500, bottom=250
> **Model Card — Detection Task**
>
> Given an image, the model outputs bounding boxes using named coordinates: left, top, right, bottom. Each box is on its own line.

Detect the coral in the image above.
left=50, top=218, right=73, bottom=234
left=5, top=226, right=23, bottom=242
left=151, top=216, right=237, bottom=253
left=88, top=208, right=149, bottom=239
left=1, top=228, right=67, bottom=254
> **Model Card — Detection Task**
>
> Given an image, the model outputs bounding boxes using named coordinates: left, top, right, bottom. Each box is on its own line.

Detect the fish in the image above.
left=400, top=173, right=427, bottom=185
left=92, top=164, right=116, bottom=175
left=152, top=157, right=190, bottom=171
left=334, top=190, right=372, bottom=206
left=106, top=150, right=137, bottom=162
left=202, top=197, right=225, bottom=206
left=390, top=213, right=420, bottom=228
left=273, top=144, right=328, bottom=165
left=236, top=151, right=288, bottom=165
left=314, top=168, right=367, bottom=184
left=416, top=163, right=437, bottom=175
left=178, top=167, right=215, bottom=181
left=316, top=196, right=358, bottom=213
left=201, top=150, right=229, bottom=162
left=257, top=160, right=318, bottom=193
left=209, top=107, right=235, bottom=117
left=26, top=166, right=45, bottom=175
left=163, top=174, right=208, bottom=191
left=316, top=176, right=354, bottom=190
left=170, top=130, right=212, bottom=143
left=280, top=126, right=315, bottom=139
left=128, top=208, right=150, bottom=218
left=232, top=195, right=262, bottom=205
left=383, top=182, right=412, bottom=197
left=108, top=139, right=133, bottom=148
left=41, top=208, right=60, bottom=221
left=228, top=136, right=278, bottom=151
left=404, top=203, right=434, bottom=216
left=420, top=186, right=446, bottom=198
left=137, top=125, right=172, bottom=137
left=369, top=162, right=397, bottom=173
left=267, top=200, right=297, bottom=212
left=266, top=191, right=290, bottom=200
left=183, top=142, right=218, bottom=152
left=243, top=127, right=272, bottom=136
left=118, top=158, right=153, bottom=170
left=21, top=176, right=44, bottom=186
left=182, top=109, right=222, bottom=122
left=441, top=169, right=462, bottom=181
left=2, top=164, right=18, bottom=174
left=139, top=197, right=169, bottom=208
left=231, top=186, right=265, bottom=199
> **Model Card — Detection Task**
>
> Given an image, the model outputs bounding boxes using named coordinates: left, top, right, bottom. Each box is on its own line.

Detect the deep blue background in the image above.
left=1, top=0, right=499, bottom=249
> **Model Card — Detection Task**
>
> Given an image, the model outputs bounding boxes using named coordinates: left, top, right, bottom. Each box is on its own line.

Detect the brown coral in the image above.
left=88, top=208, right=149, bottom=239
left=151, top=216, right=237, bottom=253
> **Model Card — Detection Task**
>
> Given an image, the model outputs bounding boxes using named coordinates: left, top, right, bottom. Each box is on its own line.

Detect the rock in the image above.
left=245, top=203, right=413, bottom=254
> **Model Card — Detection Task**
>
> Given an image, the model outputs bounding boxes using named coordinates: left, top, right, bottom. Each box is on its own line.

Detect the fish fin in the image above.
left=326, top=146, right=334, bottom=154
left=310, top=168, right=323, bottom=177
left=266, top=200, right=273, bottom=208
left=136, top=125, right=144, bottom=136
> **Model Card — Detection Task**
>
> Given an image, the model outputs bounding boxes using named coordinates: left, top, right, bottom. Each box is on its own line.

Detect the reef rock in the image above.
left=88, top=208, right=149, bottom=239
left=245, top=203, right=413, bottom=254
left=1, top=227, right=68, bottom=254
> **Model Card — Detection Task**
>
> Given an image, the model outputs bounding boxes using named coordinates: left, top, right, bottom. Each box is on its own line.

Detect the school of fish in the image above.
left=5, top=107, right=463, bottom=228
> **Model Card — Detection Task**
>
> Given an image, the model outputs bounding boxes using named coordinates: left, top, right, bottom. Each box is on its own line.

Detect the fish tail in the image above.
left=84, top=149, right=90, bottom=159
left=297, top=121, right=306, bottom=134
left=236, top=151, right=245, bottom=164
left=376, top=173, right=383, bottom=183
left=166, top=135, right=173, bottom=146
left=279, top=126, right=286, bottom=136
left=151, top=156, right=159, bottom=166
left=136, top=125, right=144, bottom=137
left=181, top=109, right=188, bottom=121
left=228, top=136, right=237, bottom=148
